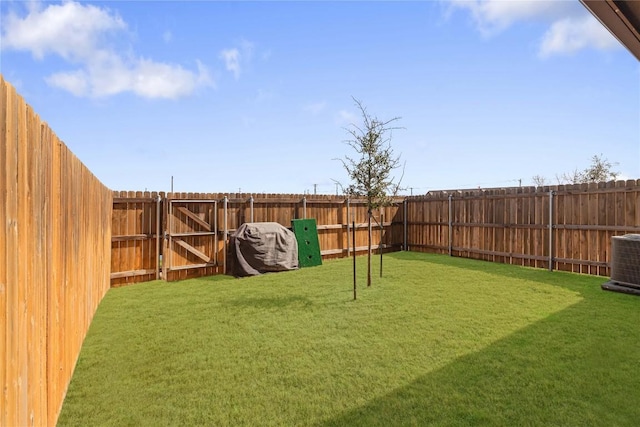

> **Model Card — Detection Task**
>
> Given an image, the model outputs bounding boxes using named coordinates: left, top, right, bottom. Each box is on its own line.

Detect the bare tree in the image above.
left=336, top=98, right=404, bottom=287
left=556, top=154, right=619, bottom=185
left=532, top=175, right=547, bottom=186
left=556, top=168, right=583, bottom=185
left=534, top=155, right=620, bottom=186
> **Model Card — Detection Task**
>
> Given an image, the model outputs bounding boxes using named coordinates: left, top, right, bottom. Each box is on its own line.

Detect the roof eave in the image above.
left=580, top=0, right=640, bottom=61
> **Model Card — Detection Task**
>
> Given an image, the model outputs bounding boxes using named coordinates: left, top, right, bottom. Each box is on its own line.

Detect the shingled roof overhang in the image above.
left=581, top=0, right=640, bottom=61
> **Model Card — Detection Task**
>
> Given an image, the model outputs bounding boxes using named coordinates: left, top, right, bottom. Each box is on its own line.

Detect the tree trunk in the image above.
left=380, top=210, right=383, bottom=278
left=367, top=209, right=372, bottom=287
left=352, top=220, right=357, bottom=300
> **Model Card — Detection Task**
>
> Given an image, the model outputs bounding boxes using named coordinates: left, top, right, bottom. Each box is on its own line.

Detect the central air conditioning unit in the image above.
left=602, top=234, right=640, bottom=296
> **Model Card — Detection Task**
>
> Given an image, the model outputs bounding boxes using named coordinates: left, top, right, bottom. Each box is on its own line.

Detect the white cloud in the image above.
left=46, top=69, right=89, bottom=96
left=219, top=40, right=255, bottom=80
left=445, top=0, right=621, bottom=57
left=2, top=1, right=126, bottom=61
left=220, top=48, right=241, bottom=80
left=1, top=1, right=212, bottom=99
left=539, top=15, right=619, bottom=58
left=45, top=56, right=212, bottom=99
left=448, top=0, right=570, bottom=35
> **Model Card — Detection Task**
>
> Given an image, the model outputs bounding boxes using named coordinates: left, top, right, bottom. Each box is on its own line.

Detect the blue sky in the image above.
left=2, top=0, right=638, bottom=194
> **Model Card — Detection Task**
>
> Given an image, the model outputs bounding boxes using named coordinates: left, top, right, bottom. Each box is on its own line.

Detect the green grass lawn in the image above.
left=58, top=252, right=640, bottom=426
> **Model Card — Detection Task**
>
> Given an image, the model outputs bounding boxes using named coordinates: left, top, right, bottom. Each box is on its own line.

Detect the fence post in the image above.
left=249, top=195, right=254, bottom=223
left=223, top=196, right=228, bottom=275
left=302, top=196, right=307, bottom=219
left=168, top=197, right=173, bottom=273
left=548, top=190, right=554, bottom=272
left=214, top=200, right=218, bottom=268
left=155, top=194, right=161, bottom=280
left=448, top=194, right=453, bottom=256
left=346, top=198, right=351, bottom=256
left=380, top=210, right=384, bottom=277
left=403, top=198, right=408, bottom=251
left=352, top=218, right=357, bottom=300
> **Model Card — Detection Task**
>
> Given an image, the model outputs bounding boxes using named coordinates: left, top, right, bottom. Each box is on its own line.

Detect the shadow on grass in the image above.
left=320, top=297, right=640, bottom=426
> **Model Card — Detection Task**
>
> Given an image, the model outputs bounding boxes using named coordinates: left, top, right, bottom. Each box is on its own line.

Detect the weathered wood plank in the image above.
left=4, top=76, right=21, bottom=427
left=113, top=197, right=157, bottom=204
left=167, top=262, right=217, bottom=272
left=111, top=234, right=156, bottom=242
left=0, top=71, right=8, bottom=427
left=110, top=269, right=157, bottom=279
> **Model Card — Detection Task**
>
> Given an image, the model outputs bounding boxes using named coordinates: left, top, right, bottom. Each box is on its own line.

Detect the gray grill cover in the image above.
left=229, top=222, right=299, bottom=277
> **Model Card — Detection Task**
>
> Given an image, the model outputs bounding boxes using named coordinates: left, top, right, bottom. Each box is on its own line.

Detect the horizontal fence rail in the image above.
left=406, top=181, right=640, bottom=276
left=111, top=192, right=403, bottom=283
left=112, top=181, right=640, bottom=285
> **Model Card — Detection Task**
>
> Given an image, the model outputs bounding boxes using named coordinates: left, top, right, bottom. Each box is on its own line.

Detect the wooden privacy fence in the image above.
left=5, top=72, right=639, bottom=427
left=113, top=182, right=640, bottom=284
left=111, top=192, right=403, bottom=283
left=2, top=77, right=112, bottom=426
left=405, top=181, right=640, bottom=276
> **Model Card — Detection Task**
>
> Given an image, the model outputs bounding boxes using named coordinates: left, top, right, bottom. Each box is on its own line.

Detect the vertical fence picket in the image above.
left=2, top=76, right=112, bottom=426
left=0, top=74, right=8, bottom=427
left=403, top=182, right=640, bottom=275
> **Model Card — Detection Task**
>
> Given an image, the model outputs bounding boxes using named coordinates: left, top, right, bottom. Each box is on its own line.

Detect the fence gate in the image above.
left=165, top=198, right=221, bottom=281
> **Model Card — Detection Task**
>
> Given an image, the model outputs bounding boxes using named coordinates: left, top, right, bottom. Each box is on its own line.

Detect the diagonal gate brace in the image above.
left=174, top=238, right=211, bottom=263
left=177, top=206, right=212, bottom=231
